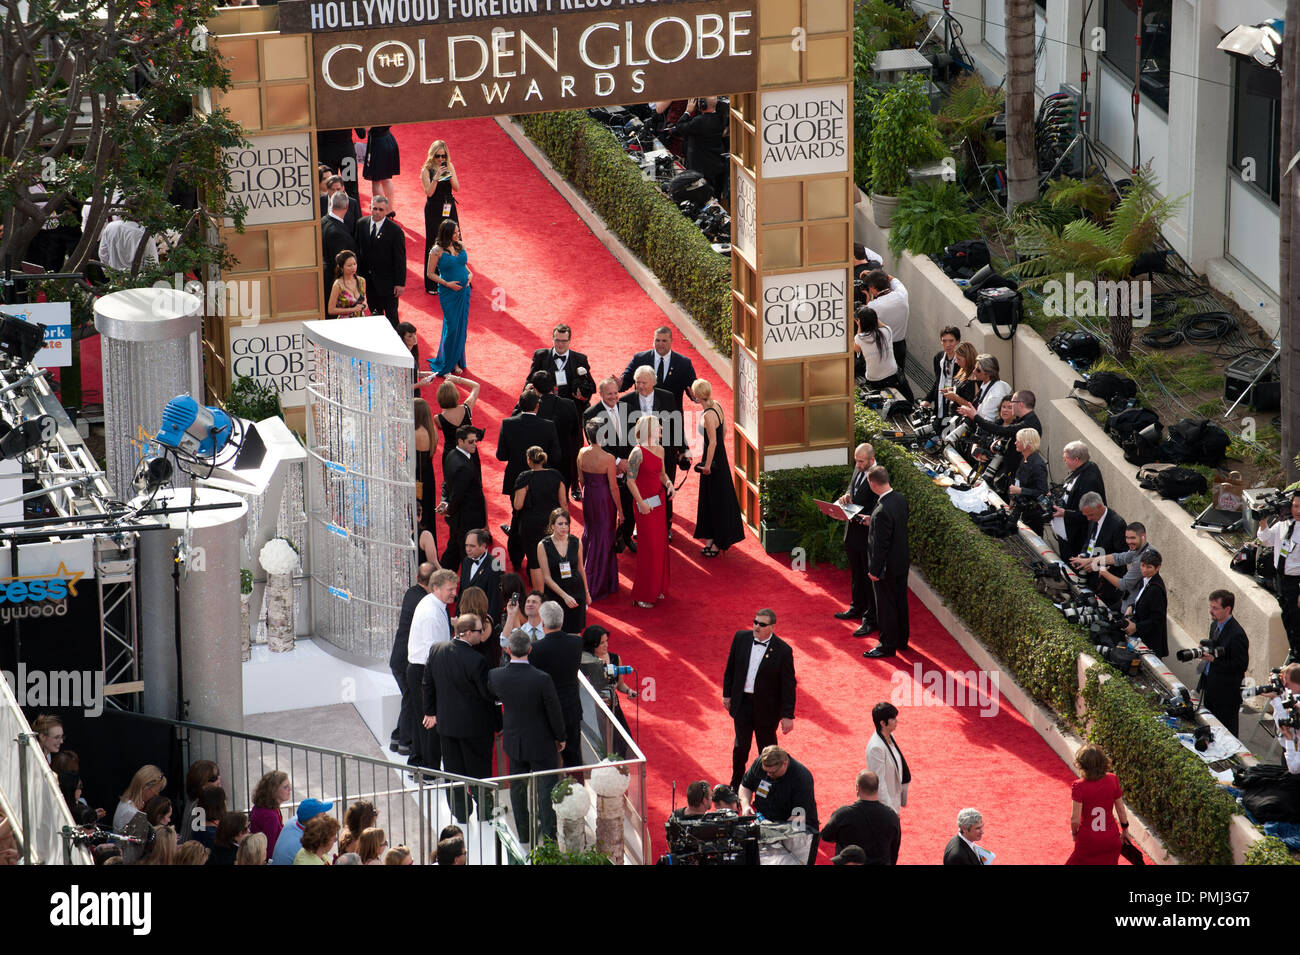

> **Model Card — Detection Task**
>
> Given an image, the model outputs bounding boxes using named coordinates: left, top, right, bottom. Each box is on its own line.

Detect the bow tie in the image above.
left=754, top=639, right=770, bottom=648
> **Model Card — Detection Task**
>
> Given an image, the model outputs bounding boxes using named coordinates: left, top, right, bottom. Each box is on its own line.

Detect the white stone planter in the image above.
left=553, top=781, right=591, bottom=854
left=590, top=762, right=631, bottom=864
left=870, top=193, right=901, bottom=229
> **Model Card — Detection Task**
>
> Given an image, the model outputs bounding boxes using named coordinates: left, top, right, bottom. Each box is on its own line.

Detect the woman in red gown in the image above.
left=628, top=415, right=672, bottom=608
left=1066, top=744, right=1129, bottom=865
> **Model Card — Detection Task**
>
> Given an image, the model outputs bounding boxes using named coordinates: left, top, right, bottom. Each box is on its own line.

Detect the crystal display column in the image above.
left=94, top=288, right=203, bottom=499
left=302, top=317, right=414, bottom=660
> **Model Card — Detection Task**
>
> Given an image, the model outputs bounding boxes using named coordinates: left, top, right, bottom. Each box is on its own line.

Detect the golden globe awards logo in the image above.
left=761, top=269, right=848, bottom=359
left=222, top=133, right=316, bottom=227
left=229, top=321, right=315, bottom=409
left=759, top=84, right=848, bottom=179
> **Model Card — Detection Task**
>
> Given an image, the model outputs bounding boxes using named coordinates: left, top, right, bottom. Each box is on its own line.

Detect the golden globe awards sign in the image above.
left=759, top=84, right=848, bottom=179
left=303, top=0, right=757, bottom=125
left=732, top=166, right=756, bottom=264
left=228, top=321, right=315, bottom=408
left=736, top=348, right=757, bottom=438
left=761, top=268, right=848, bottom=360
left=222, top=133, right=316, bottom=227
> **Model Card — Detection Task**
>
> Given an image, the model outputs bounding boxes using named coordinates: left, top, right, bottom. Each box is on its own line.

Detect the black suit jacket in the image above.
left=843, top=470, right=878, bottom=550
left=617, top=388, right=687, bottom=456
left=353, top=215, right=407, bottom=298
left=1078, top=507, right=1127, bottom=559
left=820, top=799, right=901, bottom=865
left=620, top=350, right=697, bottom=415
left=943, top=835, right=982, bottom=865
left=443, top=448, right=486, bottom=533
left=513, top=393, right=579, bottom=475
left=868, top=490, right=909, bottom=579
left=488, top=662, right=566, bottom=765
left=1130, top=574, right=1168, bottom=657
left=459, top=554, right=502, bottom=624
left=422, top=639, right=497, bottom=738
left=321, top=199, right=361, bottom=233
left=1061, top=461, right=1106, bottom=555
left=527, top=348, right=596, bottom=406
left=721, top=630, right=796, bottom=728
left=529, top=630, right=583, bottom=723
left=1015, top=452, right=1049, bottom=501
left=495, top=413, right=561, bottom=494
left=321, top=214, right=356, bottom=300
left=1201, top=616, right=1249, bottom=701
left=390, top=584, right=427, bottom=671
left=583, top=401, right=632, bottom=461
left=925, top=351, right=960, bottom=410
left=674, top=109, right=728, bottom=180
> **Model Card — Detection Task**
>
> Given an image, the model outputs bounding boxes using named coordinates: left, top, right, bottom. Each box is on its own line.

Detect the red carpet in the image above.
left=376, top=118, right=1080, bottom=864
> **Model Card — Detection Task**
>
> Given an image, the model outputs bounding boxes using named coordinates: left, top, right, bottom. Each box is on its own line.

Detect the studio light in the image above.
left=155, top=394, right=234, bottom=459
left=1217, top=21, right=1283, bottom=71
left=0, top=312, right=48, bottom=366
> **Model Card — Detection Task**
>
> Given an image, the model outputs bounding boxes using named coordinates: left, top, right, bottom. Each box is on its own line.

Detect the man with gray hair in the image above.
left=1071, top=491, right=1126, bottom=603
left=321, top=190, right=356, bottom=316
left=943, top=808, right=988, bottom=864
left=619, top=363, right=689, bottom=534
left=488, top=629, right=566, bottom=844
left=1051, top=440, right=1106, bottom=558
left=528, top=601, right=584, bottom=768
left=835, top=442, right=879, bottom=636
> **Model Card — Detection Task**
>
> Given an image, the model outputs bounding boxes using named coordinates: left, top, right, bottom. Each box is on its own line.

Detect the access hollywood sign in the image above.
left=0, top=562, right=84, bottom=622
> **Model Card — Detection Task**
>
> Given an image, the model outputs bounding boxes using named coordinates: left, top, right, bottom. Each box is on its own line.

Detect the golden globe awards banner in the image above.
left=222, top=133, right=316, bottom=227
left=759, top=84, right=848, bottom=180
left=760, top=268, right=849, bottom=360
left=305, top=0, right=757, bottom=125
left=732, top=166, right=756, bottom=265
left=735, top=348, right=757, bottom=439
left=228, top=321, right=315, bottom=408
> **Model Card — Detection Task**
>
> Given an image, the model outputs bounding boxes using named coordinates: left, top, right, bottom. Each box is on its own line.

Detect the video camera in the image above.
left=660, top=811, right=760, bottom=865
left=1250, top=490, right=1294, bottom=521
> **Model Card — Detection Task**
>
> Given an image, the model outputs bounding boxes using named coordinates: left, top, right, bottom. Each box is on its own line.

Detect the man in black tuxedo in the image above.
left=721, top=608, right=796, bottom=791
left=496, top=389, right=561, bottom=496
left=620, top=326, right=698, bottom=417
left=321, top=191, right=356, bottom=317
left=820, top=769, right=901, bottom=865
left=584, top=377, right=635, bottom=550
left=942, top=808, right=986, bottom=865
left=528, top=602, right=584, bottom=769
left=517, top=372, right=579, bottom=493
left=488, top=629, right=566, bottom=844
left=422, top=613, right=498, bottom=822
left=1123, top=549, right=1168, bottom=658
left=835, top=443, right=879, bottom=637
left=1067, top=493, right=1127, bottom=604
left=864, top=466, right=910, bottom=659
left=389, top=561, right=434, bottom=757
left=1052, top=440, right=1107, bottom=559
left=320, top=174, right=362, bottom=228
left=527, top=323, right=596, bottom=414
left=353, top=194, right=405, bottom=328
left=619, top=365, right=689, bottom=535
left=1199, top=590, right=1249, bottom=737
left=459, top=528, right=501, bottom=627
left=440, top=426, right=486, bottom=573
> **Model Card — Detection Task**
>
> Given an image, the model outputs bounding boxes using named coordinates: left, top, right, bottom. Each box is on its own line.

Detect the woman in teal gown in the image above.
left=425, top=218, right=471, bottom=376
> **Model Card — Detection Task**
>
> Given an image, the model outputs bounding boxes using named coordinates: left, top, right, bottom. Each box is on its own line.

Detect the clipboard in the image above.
left=815, top=499, right=861, bottom=521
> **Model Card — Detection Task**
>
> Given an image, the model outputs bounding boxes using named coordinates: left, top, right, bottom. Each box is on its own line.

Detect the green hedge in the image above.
left=1245, top=836, right=1298, bottom=865
left=517, top=111, right=732, bottom=353
left=762, top=404, right=1243, bottom=863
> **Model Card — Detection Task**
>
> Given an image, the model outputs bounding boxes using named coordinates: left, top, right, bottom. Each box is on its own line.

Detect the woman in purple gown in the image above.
left=577, top=417, right=619, bottom=600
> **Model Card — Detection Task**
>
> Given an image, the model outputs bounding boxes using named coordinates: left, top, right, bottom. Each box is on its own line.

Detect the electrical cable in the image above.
left=1139, top=326, right=1183, bottom=349
left=1179, top=311, right=1237, bottom=343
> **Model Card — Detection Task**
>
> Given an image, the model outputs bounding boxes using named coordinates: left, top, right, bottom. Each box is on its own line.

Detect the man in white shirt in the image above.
left=943, top=808, right=988, bottom=864
left=1265, top=664, right=1300, bottom=774
left=406, top=568, right=459, bottom=770
left=1258, top=493, right=1300, bottom=664
left=861, top=270, right=913, bottom=401
left=98, top=217, right=158, bottom=272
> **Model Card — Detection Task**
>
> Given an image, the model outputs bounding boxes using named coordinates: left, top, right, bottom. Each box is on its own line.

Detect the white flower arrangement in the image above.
left=590, top=762, right=630, bottom=798
left=553, top=780, right=591, bottom=820
left=258, top=538, right=299, bottom=576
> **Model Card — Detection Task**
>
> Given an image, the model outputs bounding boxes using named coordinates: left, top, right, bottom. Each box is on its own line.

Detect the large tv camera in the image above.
left=1250, top=490, right=1294, bottom=521
left=659, top=811, right=760, bottom=865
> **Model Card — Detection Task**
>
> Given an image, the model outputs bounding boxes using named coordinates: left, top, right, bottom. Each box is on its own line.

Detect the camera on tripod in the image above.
left=1250, top=490, right=1293, bottom=520
left=660, top=812, right=761, bottom=865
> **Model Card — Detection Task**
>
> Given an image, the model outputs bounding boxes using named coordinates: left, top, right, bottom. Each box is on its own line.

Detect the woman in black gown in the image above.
left=433, top=375, right=480, bottom=460
left=420, top=139, right=460, bottom=294
left=690, top=379, right=745, bottom=557
left=359, top=126, right=400, bottom=210
left=538, top=509, right=589, bottom=634
left=511, top=447, right=567, bottom=589
left=414, top=398, right=439, bottom=551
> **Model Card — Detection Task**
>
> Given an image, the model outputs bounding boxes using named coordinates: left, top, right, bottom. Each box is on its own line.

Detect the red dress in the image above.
left=631, top=446, right=670, bottom=604
left=1066, top=772, right=1124, bottom=865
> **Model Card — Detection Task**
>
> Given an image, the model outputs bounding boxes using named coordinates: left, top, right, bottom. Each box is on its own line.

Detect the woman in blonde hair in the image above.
left=141, top=825, right=177, bottom=865
left=421, top=139, right=460, bottom=294
left=113, top=765, right=166, bottom=863
left=628, top=415, right=672, bottom=608
left=175, top=841, right=209, bottom=865
left=690, top=379, right=745, bottom=557
left=358, top=827, right=388, bottom=865
left=236, top=831, right=268, bottom=866
left=384, top=844, right=413, bottom=865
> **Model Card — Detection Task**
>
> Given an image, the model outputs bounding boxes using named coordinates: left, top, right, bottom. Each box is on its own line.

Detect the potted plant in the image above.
left=869, top=75, right=945, bottom=228
left=887, top=181, right=979, bottom=259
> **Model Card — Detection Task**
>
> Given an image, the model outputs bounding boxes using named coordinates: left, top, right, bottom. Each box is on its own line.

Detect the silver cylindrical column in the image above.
left=94, top=288, right=203, bottom=500
left=138, top=488, right=248, bottom=731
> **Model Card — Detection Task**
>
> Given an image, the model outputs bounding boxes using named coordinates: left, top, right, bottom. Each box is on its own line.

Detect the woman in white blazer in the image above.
left=865, top=702, right=910, bottom=812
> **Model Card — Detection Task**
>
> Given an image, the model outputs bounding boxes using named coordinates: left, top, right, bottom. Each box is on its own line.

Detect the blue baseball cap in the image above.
left=296, top=798, right=333, bottom=823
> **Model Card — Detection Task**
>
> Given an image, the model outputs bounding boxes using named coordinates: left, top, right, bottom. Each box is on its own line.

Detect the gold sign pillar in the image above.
left=729, top=0, right=854, bottom=529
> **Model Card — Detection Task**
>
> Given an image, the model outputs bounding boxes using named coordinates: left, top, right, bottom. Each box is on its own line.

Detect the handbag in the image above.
left=1119, top=832, right=1145, bottom=865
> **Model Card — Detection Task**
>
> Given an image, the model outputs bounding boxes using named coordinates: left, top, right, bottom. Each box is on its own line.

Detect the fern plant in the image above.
left=937, top=73, right=1006, bottom=171
left=1043, top=174, right=1114, bottom=219
left=1013, top=166, right=1185, bottom=360
left=887, top=181, right=979, bottom=258
left=869, top=75, right=946, bottom=197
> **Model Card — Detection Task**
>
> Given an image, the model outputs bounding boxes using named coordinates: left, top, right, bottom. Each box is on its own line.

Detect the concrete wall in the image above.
left=856, top=191, right=1285, bottom=687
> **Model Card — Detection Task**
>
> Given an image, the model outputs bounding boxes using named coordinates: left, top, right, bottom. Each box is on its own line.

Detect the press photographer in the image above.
left=1231, top=664, right=1300, bottom=823
left=1185, top=590, right=1249, bottom=737
left=1066, top=493, right=1127, bottom=604
left=1076, top=522, right=1155, bottom=612
left=738, top=745, right=818, bottom=865
left=921, top=326, right=961, bottom=417
left=1005, top=428, right=1048, bottom=534
left=1051, top=441, right=1106, bottom=558
left=1121, top=548, right=1168, bottom=658
left=1256, top=491, right=1300, bottom=665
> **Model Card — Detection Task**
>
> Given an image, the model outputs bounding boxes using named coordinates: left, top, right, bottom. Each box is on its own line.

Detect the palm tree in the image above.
left=1014, top=167, right=1184, bottom=361
left=1004, top=0, right=1038, bottom=212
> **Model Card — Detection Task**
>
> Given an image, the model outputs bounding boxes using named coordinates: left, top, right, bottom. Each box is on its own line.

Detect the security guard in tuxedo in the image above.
left=1256, top=492, right=1300, bottom=664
